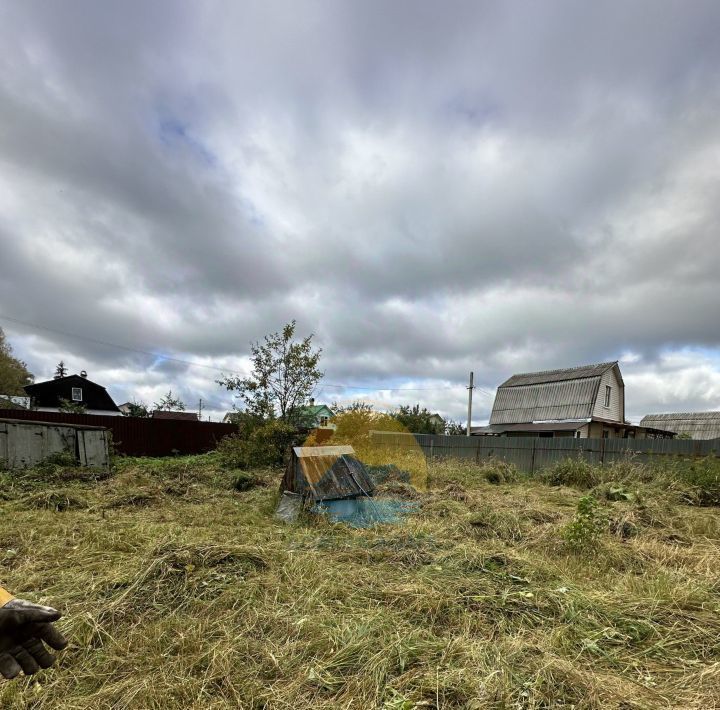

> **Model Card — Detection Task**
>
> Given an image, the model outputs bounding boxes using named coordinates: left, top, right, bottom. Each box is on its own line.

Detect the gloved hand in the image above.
left=0, top=596, right=68, bottom=679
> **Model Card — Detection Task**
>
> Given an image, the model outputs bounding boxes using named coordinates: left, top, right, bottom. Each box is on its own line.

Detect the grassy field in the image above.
left=1, top=452, right=720, bottom=709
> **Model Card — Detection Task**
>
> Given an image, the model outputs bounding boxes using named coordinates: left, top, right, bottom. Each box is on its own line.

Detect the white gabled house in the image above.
left=474, top=362, right=673, bottom=439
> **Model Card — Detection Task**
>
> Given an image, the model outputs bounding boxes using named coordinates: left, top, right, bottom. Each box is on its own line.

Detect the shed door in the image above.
left=0, top=422, right=7, bottom=467
left=45, top=426, right=76, bottom=460
left=77, top=430, right=110, bottom=469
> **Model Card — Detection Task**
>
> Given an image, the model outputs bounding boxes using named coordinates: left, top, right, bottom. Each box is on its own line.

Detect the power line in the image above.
left=0, top=313, right=495, bottom=395
left=320, top=382, right=462, bottom=392
left=0, top=314, right=244, bottom=376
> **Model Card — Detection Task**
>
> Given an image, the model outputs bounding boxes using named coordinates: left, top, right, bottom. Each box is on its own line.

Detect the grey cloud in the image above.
left=2, top=1, right=720, bottom=424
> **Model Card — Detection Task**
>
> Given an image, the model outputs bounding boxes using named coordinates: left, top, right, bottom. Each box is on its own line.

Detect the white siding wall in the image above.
left=35, top=407, right=124, bottom=417
left=592, top=368, right=623, bottom=422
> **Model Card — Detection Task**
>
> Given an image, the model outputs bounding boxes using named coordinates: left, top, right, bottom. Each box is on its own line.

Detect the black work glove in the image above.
left=0, top=598, right=68, bottom=679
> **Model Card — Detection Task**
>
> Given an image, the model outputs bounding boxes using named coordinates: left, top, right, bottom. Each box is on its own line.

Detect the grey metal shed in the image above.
left=0, top=418, right=110, bottom=470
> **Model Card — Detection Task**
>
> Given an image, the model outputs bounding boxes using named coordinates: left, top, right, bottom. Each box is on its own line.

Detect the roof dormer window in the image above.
left=71, top=387, right=83, bottom=402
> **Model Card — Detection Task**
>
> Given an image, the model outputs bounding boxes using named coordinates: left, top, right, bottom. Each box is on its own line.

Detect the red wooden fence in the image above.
left=0, top=410, right=236, bottom=457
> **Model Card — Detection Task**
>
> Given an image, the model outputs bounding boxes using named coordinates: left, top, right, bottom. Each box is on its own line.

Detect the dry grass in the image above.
left=1, top=453, right=720, bottom=708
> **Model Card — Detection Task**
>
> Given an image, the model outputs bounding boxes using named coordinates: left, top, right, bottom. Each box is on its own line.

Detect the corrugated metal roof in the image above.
left=283, top=446, right=375, bottom=501
left=640, top=412, right=720, bottom=440
left=490, top=377, right=600, bottom=425
left=500, top=361, right=617, bottom=387
left=300, top=405, right=334, bottom=416
left=489, top=421, right=586, bottom=434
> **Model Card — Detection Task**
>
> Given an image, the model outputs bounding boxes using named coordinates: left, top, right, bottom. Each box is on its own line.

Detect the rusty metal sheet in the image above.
left=285, top=446, right=375, bottom=501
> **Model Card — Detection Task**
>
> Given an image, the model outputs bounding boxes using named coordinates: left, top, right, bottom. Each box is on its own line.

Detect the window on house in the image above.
left=604, top=385, right=611, bottom=408
left=71, top=387, right=83, bottom=401
left=319, top=416, right=329, bottom=427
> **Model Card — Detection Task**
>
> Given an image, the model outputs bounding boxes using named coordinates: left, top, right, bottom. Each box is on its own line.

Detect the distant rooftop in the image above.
left=151, top=411, right=199, bottom=421
left=640, top=412, right=720, bottom=440
left=500, top=362, right=618, bottom=388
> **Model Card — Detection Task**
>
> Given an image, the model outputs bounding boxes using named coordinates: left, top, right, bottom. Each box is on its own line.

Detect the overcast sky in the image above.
left=1, top=0, right=720, bottom=424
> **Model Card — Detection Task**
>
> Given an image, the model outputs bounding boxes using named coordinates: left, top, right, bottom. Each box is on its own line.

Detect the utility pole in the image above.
left=198, top=398, right=203, bottom=421
left=466, top=371, right=474, bottom=437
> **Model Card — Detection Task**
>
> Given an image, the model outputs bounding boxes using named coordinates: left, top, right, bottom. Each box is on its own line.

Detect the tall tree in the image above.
left=153, top=390, right=186, bottom=411
left=218, top=320, right=323, bottom=423
left=54, top=361, right=68, bottom=378
left=124, top=400, right=150, bottom=417
left=0, top=327, right=34, bottom=395
left=58, top=398, right=86, bottom=414
left=445, top=419, right=467, bottom=436
left=392, top=404, right=444, bottom=435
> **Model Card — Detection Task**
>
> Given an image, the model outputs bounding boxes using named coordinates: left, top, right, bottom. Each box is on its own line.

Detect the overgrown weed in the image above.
left=2, top=454, right=720, bottom=708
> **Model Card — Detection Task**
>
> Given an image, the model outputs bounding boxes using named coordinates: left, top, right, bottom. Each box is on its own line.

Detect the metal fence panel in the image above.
left=0, top=410, right=236, bottom=457
left=369, top=431, right=720, bottom=474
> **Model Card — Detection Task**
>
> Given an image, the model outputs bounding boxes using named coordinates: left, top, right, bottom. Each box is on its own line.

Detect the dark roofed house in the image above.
left=151, top=411, right=199, bottom=421
left=25, top=374, right=122, bottom=416
left=474, top=362, right=673, bottom=439
left=640, top=412, right=720, bottom=440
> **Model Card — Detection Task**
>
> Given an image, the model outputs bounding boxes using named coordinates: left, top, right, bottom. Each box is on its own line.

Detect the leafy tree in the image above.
left=331, top=400, right=375, bottom=415
left=58, top=398, right=86, bottom=414
left=223, top=409, right=266, bottom=433
left=392, top=404, right=444, bottom=435
left=216, top=421, right=298, bottom=469
left=445, top=419, right=467, bottom=436
left=316, top=402, right=404, bottom=451
left=217, top=320, right=323, bottom=425
left=0, top=327, right=34, bottom=395
left=153, top=390, right=186, bottom=411
left=54, top=361, right=68, bottom=378
left=124, top=400, right=150, bottom=417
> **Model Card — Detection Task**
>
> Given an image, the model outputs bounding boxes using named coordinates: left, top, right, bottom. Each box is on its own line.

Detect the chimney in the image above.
left=80, top=370, right=88, bottom=378
left=309, top=397, right=315, bottom=406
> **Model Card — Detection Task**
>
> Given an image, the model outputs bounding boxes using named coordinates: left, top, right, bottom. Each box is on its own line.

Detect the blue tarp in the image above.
left=311, top=497, right=419, bottom=528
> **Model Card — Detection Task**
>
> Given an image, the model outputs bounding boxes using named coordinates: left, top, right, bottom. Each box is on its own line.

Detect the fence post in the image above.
left=531, top=439, right=536, bottom=475
left=600, top=437, right=605, bottom=466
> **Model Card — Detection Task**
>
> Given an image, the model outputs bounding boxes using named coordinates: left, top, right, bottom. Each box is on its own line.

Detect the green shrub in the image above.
left=540, top=458, right=601, bottom=489
left=480, top=458, right=520, bottom=484
left=675, top=457, right=720, bottom=505
left=232, top=471, right=260, bottom=492
left=217, top=421, right=297, bottom=469
left=35, top=450, right=78, bottom=474
left=591, top=482, right=636, bottom=502
left=562, top=495, right=608, bottom=551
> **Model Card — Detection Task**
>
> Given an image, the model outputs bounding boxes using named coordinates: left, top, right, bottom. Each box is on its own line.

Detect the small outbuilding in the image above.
left=281, top=445, right=375, bottom=502
left=640, top=412, right=720, bottom=440
left=0, top=417, right=110, bottom=469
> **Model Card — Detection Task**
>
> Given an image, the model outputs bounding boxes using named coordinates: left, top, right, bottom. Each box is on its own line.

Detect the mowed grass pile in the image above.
left=1, top=452, right=720, bottom=708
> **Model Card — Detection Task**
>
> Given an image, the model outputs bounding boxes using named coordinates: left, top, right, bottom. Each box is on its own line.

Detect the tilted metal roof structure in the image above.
left=281, top=445, right=376, bottom=501
left=490, top=361, right=620, bottom=425
left=639, top=412, right=720, bottom=440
